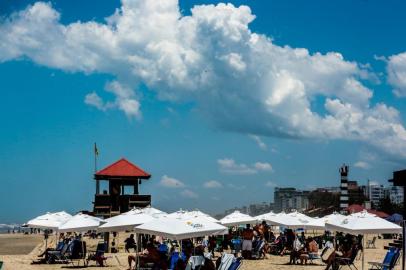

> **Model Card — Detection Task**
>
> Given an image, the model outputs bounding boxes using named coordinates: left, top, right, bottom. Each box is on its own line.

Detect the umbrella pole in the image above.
left=136, top=233, right=139, bottom=270
left=403, top=220, right=406, bottom=270
left=362, top=236, right=365, bottom=270
left=45, top=230, right=48, bottom=250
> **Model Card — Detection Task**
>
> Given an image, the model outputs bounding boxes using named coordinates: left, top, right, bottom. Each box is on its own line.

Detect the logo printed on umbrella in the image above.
left=186, top=221, right=204, bottom=229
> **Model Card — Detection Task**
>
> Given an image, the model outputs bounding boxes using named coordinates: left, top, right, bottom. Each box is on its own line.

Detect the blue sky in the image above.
left=1, top=0, right=406, bottom=223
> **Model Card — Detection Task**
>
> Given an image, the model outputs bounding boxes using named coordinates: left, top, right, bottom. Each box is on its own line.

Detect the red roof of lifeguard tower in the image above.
left=95, top=158, right=151, bottom=179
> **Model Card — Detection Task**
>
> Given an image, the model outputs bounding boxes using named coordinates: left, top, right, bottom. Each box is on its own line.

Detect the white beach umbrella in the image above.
left=325, top=210, right=402, bottom=235
left=349, top=211, right=377, bottom=218
left=255, top=211, right=278, bottom=222
left=98, top=208, right=156, bottom=232
left=325, top=210, right=402, bottom=270
left=58, top=213, right=104, bottom=233
left=262, top=212, right=297, bottom=227
left=322, top=212, right=347, bottom=224
left=220, top=211, right=257, bottom=226
left=168, top=210, right=219, bottom=223
left=137, top=206, right=167, bottom=216
left=167, top=209, right=189, bottom=219
left=257, top=211, right=322, bottom=230
left=287, top=211, right=325, bottom=230
left=134, top=216, right=228, bottom=240
left=27, top=211, right=72, bottom=230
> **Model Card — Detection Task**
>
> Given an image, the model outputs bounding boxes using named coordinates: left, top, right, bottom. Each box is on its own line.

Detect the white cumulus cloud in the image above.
left=85, top=92, right=107, bottom=111
left=354, top=161, right=370, bottom=170
left=265, top=181, right=277, bottom=187
left=181, top=189, right=199, bottom=199
left=217, top=158, right=257, bottom=175
left=387, top=52, right=406, bottom=97
left=254, top=162, right=273, bottom=171
left=1, top=1, right=406, bottom=158
left=218, top=158, right=272, bottom=174
left=203, top=180, right=223, bottom=188
left=160, top=175, right=185, bottom=188
left=249, top=135, right=267, bottom=150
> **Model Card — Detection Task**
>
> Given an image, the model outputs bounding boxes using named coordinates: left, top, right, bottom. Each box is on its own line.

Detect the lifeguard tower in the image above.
left=93, top=158, right=151, bottom=218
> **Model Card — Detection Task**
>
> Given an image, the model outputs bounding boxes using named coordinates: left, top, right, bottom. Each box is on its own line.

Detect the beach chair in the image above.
left=308, top=252, right=321, bottom=264
left=216, top=254, right=243, bottom=270
left=368, top=247, right=400, bottom=270
left=169, top=251, right=187, bottom=270
left=46, top=241, right=72, bottom=264
left=228, top=257, right=243, bottom=270
left=66, top=240, right=87, bottom=267
left=366, top=236, right=377, bottom=249
left=87, top=242, right=108, bottom=266
left=251, top=239, right=265, bottom=259
left=185, top=255, right=206, bottom=270
left=230, top=239, right=242, bottom=256
left=334, top=246, right=360, bottom=270
left=217, top=253, right=235, bottom=270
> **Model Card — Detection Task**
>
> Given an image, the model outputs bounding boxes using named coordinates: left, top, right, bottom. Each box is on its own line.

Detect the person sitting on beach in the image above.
left=208, top=236, right=216, bottom=256
left=280, top=229, right=295, bottom=256
left=299, top=237, right=319, bottom=265
left=289, top=236, right=303, bottom=264
left=269, top=231, right=276, bottom=243
left=125, top=234, right=137, bottom=252
left=258, top=221, right=270, bottom=241
left=190, top=246, right=216, bottom=270
left=128, top=242, right=161, bottom=270
left=323, top=240, right=357, bottom=270
left=35, top=240, right=68, bottom=263
left=308, top=237, right=319, bottom=261
left=242, top=224, right=254, bottom=259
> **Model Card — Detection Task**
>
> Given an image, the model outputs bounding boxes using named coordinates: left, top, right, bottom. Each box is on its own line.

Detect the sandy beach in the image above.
left=0, top=233, right=401, bottom=270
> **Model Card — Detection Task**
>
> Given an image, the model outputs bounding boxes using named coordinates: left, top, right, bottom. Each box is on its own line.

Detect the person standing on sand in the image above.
left=242, top=224, right=254, bottom=259
left=125, top=234, right=136, bottom=253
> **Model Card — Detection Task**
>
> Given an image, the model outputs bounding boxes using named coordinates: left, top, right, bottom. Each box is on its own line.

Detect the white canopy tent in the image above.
left=220, top=211, right=257, bottom=226
left=256, top=211, right=323, bottom=230
left=27, top=211, right=72, bottom=230
left=255, top=211, right=278, bottom=222
left=322, top=212, right=347, bottom=224
left=27, top=211, right=73, bottom=248
left=168, top=210, right=219, bottom=223
left=58, top=213, right=104, bottom=233
left=286, top=211, right=325, bottom=230
left=137, top=206, right=167, bottom=217
left=134, top=216, right=228, bottom=240
left=325, top=210, right=402, bottom=270
left=98, top=208, right=157, bottom=232
left=325, top=211, right=402, bottom=235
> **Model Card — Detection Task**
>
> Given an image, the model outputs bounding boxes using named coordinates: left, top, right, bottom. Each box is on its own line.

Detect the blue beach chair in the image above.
left=169, top=251, right=187, bottom=270
left=368, top=247, right=400, bottom=270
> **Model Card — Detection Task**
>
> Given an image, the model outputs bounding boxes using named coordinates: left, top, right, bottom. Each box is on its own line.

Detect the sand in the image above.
left=0, top=234, right=42, bottom=255
left=0, top=233, right=401, bottom=270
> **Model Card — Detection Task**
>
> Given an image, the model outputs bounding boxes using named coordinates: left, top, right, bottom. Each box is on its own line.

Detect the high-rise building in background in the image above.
left=388, top=185, right=404, bottom=205
left=274, top=187, right=309, bottom=212
left=340, top=164, right=349, bottom=213
left=366, top=180, right=386, bottom=207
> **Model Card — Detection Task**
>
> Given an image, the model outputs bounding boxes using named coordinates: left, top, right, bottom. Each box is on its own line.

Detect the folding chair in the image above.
left=334, top=247, right=359, bottom=270
left=87, top=242, right=108, bottom=266
left=366, top=237, right=377, bottom=249
left=368, top=247, right=400, bottom=270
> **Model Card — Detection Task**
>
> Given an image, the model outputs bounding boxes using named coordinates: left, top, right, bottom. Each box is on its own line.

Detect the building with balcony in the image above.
left=274, top=187, right=309, bottom=212
left=366, top=181, right=386, bottom=208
